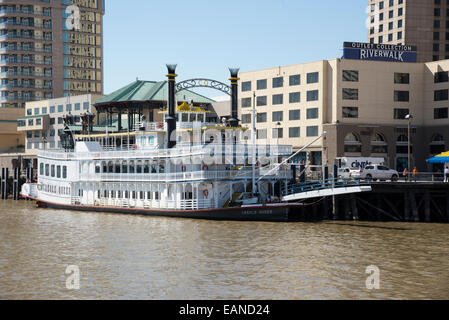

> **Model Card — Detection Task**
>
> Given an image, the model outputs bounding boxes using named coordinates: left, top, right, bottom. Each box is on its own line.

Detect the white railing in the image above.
left=38, top=144, right=293, bottom=160
left=78, top=168, right=291, bottom=182
left=90, top=198, right=214, bottom=210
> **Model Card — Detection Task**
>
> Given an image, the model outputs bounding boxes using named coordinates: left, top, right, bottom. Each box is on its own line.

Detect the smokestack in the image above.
left=228, top=68, right=240, bottom=127
left=166, top=64, right=177, bottom=148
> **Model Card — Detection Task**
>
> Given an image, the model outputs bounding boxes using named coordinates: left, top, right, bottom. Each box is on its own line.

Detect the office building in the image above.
left=18, top=93, right=103, bottom=155
left=0, top=0, right=105, bottom=109
left=367, top=0, right=449, bottom=62
left=239, top=56, right=449, bottom=172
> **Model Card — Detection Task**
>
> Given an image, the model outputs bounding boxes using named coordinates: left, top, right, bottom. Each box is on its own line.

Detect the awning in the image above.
left=426, top=151, right=449, bottom=163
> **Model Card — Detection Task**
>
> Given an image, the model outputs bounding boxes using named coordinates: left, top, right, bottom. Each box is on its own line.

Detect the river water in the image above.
left=0, top=200, right=448, bottom=300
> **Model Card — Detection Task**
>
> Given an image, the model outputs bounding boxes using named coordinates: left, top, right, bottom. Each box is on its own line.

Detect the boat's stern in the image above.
left=21, top=183, right=38, bottom=200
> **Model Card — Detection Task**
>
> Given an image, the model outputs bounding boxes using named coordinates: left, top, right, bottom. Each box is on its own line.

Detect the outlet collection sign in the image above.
left=343, top=42, right=417, bottom=63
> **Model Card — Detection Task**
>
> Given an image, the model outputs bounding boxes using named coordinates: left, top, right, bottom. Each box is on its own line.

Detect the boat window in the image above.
left=57, top=165, right=61, bottom=178
left=95, top=164, right=101, bottom=174
left=198, top=114, right=204, bottom=122
left=159, top=164, right=165, bottom=173
left=144, top=162, right=150, bottom=173
left=40, top=163, right=44, bottom=175
left=108, top=161, right=113, bottom=173
left=190, top=114, right=197, bottom=122
left=182, top=113, right=188, bottom=122
left=122, top=162, right=128, bottom=173
left=139, top=191, right=144, bottom=199
left=115, top=163, right=121, bottom=173
left=136, top=161, right=142, bottom=174
left=104, top=190, right=108, bottom=198
left=102, top=161, right=107, bottom=173
left=117, top=191, right=121, bottom=198
left=63, top=166, right=67, bottom=179
left=45, top=164, right=49, bottom=176
left=51, top=165, right=55, bottom=177
left=111, top=191, right=115, bottom=198
left=154, top=191, right=159, bottom=200
left=148, top=136, right=154, bottom=145
left=151, top=164, right=157, bottom=173
left=129, top=161, right=135, bottom=174
left=147, top=191, right=152, bottom=200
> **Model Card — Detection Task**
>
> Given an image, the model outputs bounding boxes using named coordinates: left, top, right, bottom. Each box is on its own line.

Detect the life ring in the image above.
left=182, top=165, right=186, bottom=172
left=202, top=165, right=208, bottom=171
left=203, top=189, right=209, bottom=198
left=133, top=144, right=138, bottom=150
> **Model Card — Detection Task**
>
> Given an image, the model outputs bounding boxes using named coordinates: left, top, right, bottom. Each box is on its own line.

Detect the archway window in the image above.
left=371, top=133, right=388, bottom=154
left=396, top=135, right=411, bottom=154
left=344, top=132, right=361, bottom=153
left=430, top=133, right=445, bottom=154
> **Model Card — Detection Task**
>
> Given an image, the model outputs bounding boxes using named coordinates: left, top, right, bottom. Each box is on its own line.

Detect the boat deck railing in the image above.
left=283, top=178, right=370, bottom=196
left=92, top=198, right=215, bottom=210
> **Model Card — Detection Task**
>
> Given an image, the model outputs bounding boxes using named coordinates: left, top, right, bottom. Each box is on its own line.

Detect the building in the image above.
left=238, top=56, right=449, bottom=172
left=367, top=0, right=449, bottom=62
left=18, top=94, right=103, bottom=155
left=0, top=106, right=24, bottom=153
left=0, top=0, right=105, bottom=110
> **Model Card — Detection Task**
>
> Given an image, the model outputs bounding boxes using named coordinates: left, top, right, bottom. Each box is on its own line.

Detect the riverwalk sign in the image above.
left=343, top=42, right=417, bottom=63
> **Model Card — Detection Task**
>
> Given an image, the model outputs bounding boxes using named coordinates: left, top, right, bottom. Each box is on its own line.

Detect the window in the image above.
left=434, top=71, right=449, bottom=83
left=389, top=0, right=394, bottom=6
left=256, top=96, right=267, bottom=106
left=380, top=1, right=384, bottom=9
left=289, top=127, right=300, bottom=138
left=394, top=73, right=410, bottom=84
left=306, top=108, right=319, bottom=119
left=388, top=34, right=393, bottom=42
left=434, top=43, right=440, bottom=52
left=289, top=109, right=300, bottom=120
left=379, top=13, right=384, bottom=21
left=389, top=10, right=393, bottom=18
left=344, top=133, right=361, bottom=153
left=28, top=119, right=34, bottom=126
left=45, top=164, right=49, bottom=176
left=435, top=20, right=441, bottom=28
left=66, top=104, right=72, bottom=112
left=272, top=77, right=283, bottom=88
left=307, top=90, right=319, bottom=101
left=434, top=89, right=449, bottom=101
left=241, top=114, right=251, bottom=124
left=398, top=8, right=403, bottom=16
left=394, top=108, right=409, bottom=119
left=394, top=91, right=410, bottom=101
left=434, top=32, right=440, bottom=40
left=307, top=72, right=319, bottom=84
left=63, top=166, right=67, bottom=179
left=434, top=107, right=449, bottom=119
left=83, top=102, right=89, bottom=110
left=256, top=113, right=267, bottom=123
left=241, top=97, right=251, bottom=108
left=242, top=81, right=251, bottom=92
left=257, top=79, right=267, bottom=90
left=342, top=88, right=359, bottom=100
left=57, top=165, right=61, bottom=178
left=342, top=70, right=359, bottom=82
left=272, top=111, right=283, bottom=122
left=389, top=22, right=393, bottom=30
left=75, top=103, right=81, bottom=111
left=51, top=165, right=55, bottom=177
left=306, top=126, right=319, bottom=137
left=50, top=118, right=55, bottom=125
left=272, top=128, right=283, bottom=139
left=398, top=20, right=403, bottom=28
left=342, top=107, right=359, bottom=118
left=289, top=92, right=300, bottom=103
left=398, top=31, right=403, bottom=40
left=289, top=75, right=300, bottom=86
left=257, top=129, right=267, bottom=139
left=379, top=35, right=383, bottom=43
left=435, top=8, right=441, bottom=17
left=58, top=117, right=63, bottom=124
left=58, top=105, right=63, bottom=112
left=272, top=94, right=283, bottom=105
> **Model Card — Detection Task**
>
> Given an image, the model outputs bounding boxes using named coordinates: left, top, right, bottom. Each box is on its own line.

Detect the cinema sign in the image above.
left=343, top=42, right=417, bottom=63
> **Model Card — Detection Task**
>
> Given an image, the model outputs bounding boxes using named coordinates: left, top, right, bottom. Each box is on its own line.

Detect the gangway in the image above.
left=282, top=178, right=372, bottom=201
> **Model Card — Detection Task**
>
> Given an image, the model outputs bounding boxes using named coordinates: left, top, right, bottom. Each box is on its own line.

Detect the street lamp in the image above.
left=405, top=114, right=413, bottom=181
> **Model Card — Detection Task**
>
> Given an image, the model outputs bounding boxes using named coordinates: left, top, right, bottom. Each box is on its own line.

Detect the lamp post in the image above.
left=405, top=114, right=413, bottom=181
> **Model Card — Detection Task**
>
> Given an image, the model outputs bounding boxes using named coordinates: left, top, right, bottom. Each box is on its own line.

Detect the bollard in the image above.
left=1, top=168, right=9, bottom=200
left=13, top=167, right=19, bottom=200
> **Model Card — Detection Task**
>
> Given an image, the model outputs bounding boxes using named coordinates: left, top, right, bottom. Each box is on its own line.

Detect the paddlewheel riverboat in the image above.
left=21, top=66, right=306, bottom=221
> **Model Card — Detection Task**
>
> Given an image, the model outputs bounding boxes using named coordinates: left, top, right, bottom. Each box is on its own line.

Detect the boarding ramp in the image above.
left=282, top=178, right=372, bottom=201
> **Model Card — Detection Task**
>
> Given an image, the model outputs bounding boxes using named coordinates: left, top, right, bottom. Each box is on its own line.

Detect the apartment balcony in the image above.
left=0, top=83, right=52, bottom=90
left=17, top=114, right=50, bottom=132
left=0, top=8, right=52, bottom=17
left=0, top=46, right=52, bottom=54
left=0, top=70, right=52, bottom=78
left=0, top=58, right=52, bottom=66
left=0, top=34, right=52, bottom=41
left=0, top=95, right=45, bottom=102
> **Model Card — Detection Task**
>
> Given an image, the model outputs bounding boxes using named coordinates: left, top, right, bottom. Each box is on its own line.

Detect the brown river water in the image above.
left=0, top=200, right=448, bottom=300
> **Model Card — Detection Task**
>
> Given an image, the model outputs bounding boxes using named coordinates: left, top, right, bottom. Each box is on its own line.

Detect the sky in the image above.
left=102, top=0, right=368, bottom=97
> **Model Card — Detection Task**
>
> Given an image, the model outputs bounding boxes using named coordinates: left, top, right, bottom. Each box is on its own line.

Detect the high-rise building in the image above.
left=0, top=0, right=105, bottom=109
left=367, top=0, right=449, bottom=62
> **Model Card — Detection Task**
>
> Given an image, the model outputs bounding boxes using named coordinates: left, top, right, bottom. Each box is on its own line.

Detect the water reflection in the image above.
left=0, top=200, right=448, bottom=299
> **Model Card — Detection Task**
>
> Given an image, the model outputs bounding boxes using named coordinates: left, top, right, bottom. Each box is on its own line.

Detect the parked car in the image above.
left=351, top=164, right=399, bottom=181
left=337, top=167, right=360, bottom=179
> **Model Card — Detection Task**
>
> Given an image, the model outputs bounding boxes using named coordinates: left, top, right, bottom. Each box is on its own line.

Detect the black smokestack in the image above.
left=166, top=64, right=177, bottom=148
left=229, top=68, right=240, bottom=127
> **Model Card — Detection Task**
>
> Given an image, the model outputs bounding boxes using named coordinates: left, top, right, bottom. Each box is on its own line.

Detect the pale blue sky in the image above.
left=103, top=0, right=368, bottom=96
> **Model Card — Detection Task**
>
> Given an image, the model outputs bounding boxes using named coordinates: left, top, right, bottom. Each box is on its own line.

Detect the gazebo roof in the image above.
left=94, top=80, right=215, bottom=106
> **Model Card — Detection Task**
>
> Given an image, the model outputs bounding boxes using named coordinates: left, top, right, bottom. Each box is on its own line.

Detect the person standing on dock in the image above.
left=403, top=168, right=409, bottom=182
left=412, top=167, right=418, bottom=182
left=444, top=165, right=449, bottom=182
